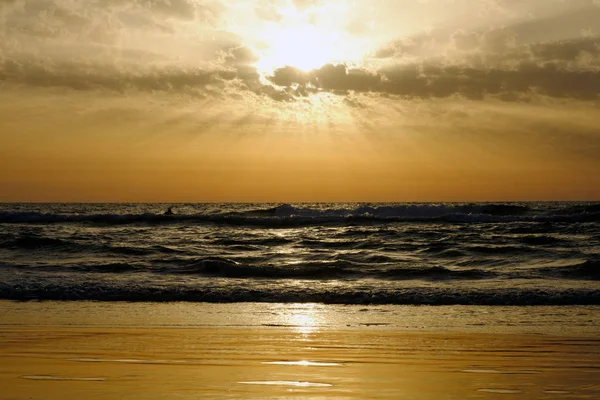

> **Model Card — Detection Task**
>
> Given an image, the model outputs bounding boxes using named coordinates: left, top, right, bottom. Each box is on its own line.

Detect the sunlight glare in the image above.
left=256, top=25, right=341, bottom=72
left=254, top=1, right=363, bottom=74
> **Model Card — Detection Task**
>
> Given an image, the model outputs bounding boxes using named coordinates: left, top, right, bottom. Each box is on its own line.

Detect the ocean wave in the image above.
left=1, top=204, right=599, bottom=227
left=1, top=282, right=598, bottom=305
left=172, top=258, right=360, bottom=279
left=539, top=259, right=600, bottom=280
left=1, top=257, right=496, bottom=281
left=82, top=263, right=141, bottom=273
left=144, top=258, right=495, bottom=281
left=465, top=245, right=536, bottom=255
left=518, top=235, right=565, bottom=246
left=211, top=237, right=293, bottom=246
left=381, top=266, right=493, bottom=280
left=0, top=235, right=79, bottom=250
left=3, top=250, right=599, bottom=282
left=552, top=204, right=600, bottom=215
left=0, top=233, right=179, bottom=256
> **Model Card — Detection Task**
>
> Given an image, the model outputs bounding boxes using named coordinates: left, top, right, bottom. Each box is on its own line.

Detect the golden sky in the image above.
left=1, top=0, right=599, bottom=202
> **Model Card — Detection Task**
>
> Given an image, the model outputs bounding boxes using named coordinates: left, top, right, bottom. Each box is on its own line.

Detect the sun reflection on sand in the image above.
left=239, top=380, right=332, bottom=387
left=263, top=360, right=340, bottom=366
left=280, top=303, right=320, bottom=336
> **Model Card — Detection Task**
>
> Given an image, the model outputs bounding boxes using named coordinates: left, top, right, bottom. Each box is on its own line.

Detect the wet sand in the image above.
left=1, top=302, right=599, bottom=399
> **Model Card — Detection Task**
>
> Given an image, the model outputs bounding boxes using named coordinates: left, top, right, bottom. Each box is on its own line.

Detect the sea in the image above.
left=0, top=202, right=599, bottom=305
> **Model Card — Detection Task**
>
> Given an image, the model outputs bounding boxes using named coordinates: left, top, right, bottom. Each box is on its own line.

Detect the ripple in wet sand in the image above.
left=463, top=369, right=541, bottom=374
left=239, top=381, right=332, bottom=387
left=263, top=360, right=340, bottom=366
left=477, top=388, right=522, bottom=394
left=70, top=357, right=186, bottom=364
left=22, top=375, right=105, bottom=381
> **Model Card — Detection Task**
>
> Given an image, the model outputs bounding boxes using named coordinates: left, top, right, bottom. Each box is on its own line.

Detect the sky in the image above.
left=1, top=0, right=599, bottom=202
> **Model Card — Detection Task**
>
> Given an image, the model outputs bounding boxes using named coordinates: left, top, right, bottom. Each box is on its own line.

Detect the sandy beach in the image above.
left=1, top=302, right=599, bottom=399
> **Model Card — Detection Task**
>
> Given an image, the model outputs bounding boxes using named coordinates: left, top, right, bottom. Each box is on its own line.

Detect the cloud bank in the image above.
left=1, top=0, right=599, bottom=103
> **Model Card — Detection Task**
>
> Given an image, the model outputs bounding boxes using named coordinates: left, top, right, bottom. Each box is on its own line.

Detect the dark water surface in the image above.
left=1, top=202, right=598, bottom=304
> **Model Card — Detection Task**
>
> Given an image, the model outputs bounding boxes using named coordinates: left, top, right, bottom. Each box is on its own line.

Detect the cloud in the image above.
left=3, top=35, right=599, bottom=103
left=255, top=1, right=282, bottom=22
left=1, top=0, right=599, bottom=105
left=0, top=0, right=253, bottom=96
left=0, top=58, right=229, bottom=93
left=263, top=34, right=600, bottom=102
left=529, top=36, right=600, bottom=63
left=379, top=58, right=600, bottom=100
left=136, top=0, right=199, bottom=20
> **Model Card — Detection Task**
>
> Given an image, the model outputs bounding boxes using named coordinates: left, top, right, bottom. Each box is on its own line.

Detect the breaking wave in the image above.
left=0, top=282, right=598, bottom=305
left=6, top=256, right=600, bottom=282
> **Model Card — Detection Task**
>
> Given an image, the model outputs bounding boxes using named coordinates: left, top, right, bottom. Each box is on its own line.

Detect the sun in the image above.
left=253, top=2, right=362, bottom=75
left=256, top=25, right=340, bottom=73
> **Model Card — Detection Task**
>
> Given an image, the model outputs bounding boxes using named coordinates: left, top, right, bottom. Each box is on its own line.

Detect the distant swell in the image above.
left=1, top=204, right=599, bottom=227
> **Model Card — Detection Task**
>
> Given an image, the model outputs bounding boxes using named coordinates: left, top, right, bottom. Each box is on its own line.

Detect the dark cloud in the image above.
left=269, top=66, right=310, bottom=87
left=373, top=35, right=436, bottom=60
left=268, top=64, right=380, bottom=92
left=505, top=4, right=600, bottom=44
left=138, top=0, right=197, bottom=20
left=262, top=34, right=600, bottom=102
left=0, top=0, right=223, bottom=41
left=0, top=42, right=276, bottom=100
left=373, top=1, right=600, bottom=60
left=530, top=36, right=600, bottom=62
left=3, top=34, right=599, bottom=103
left=379, top=61, right=600, bottom=101
left=223, top=45, right=259, bottom=66
left=220, top=45, right=262, bottom=91
left=315, top=64, right=381, bottom=92
left=0, top=57, right=229, bottom=93
left=452, top=31, right=481, bottom=52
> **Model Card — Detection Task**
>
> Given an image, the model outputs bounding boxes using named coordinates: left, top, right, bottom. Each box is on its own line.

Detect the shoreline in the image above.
left=1, top=302, right=599, bottom=399
left=1, top=301, right=598, bottom=335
